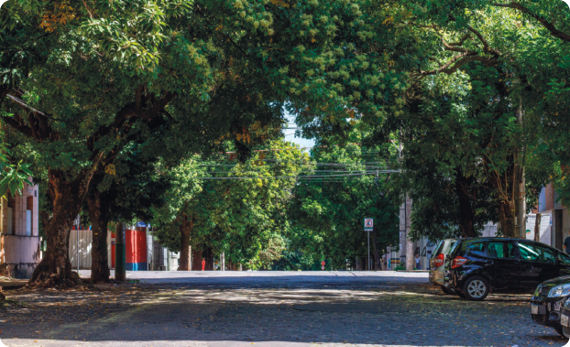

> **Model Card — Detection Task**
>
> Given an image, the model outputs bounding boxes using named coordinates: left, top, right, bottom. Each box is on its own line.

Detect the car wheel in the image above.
left=553, top=325, right=565, bottom=338
left=441, top=286, right=454, bottom=295
left=463, top=276, right=490, bottom=301
left=563, top=326, right=570, bottom=339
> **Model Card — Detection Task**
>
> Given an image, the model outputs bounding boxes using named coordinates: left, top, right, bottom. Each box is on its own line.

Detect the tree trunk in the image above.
left=499, top=200, right=516, bottom=237
left=371, top=228, right=380, bottom=271
left=178, top=219, right=193, bottom=271
left=534, top=213, right=542, bottom=242
left=455, top=171, right=478, bottom=238
left=30, top=171, right=85, bottom=287
left=191, top=249, right=203, bottom=271
left=87, top=190, right=110, bottom=283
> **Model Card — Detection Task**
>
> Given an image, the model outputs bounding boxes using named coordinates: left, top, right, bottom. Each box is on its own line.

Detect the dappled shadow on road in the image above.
left=0, top=281, right=557, bottom=346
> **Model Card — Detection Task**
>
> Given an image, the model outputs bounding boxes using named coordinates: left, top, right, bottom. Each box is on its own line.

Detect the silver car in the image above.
left=429, top=239, right=457, bottom=294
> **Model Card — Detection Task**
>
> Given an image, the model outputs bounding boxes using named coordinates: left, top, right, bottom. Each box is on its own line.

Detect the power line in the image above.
left=192, top=171, right=402, bottom=180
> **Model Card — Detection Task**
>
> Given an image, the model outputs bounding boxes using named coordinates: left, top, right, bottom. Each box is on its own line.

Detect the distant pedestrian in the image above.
left=201, top=258, right=206, bottom=271
left=415, top=255, right=420, bottom=270
left=564, top=231, right=570, bottom=254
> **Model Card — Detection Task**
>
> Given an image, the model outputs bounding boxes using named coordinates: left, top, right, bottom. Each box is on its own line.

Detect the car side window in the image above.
left=541, top=247, right=556, bottom=263
left=518, top=242, right=556, bottom=263
left=559, top=252, right=570, bottom=265
left=466, top=242, right=486, bottom=257
left=518, top=242, right=540, bottom=261
left=487, top=242, right=516, bottom=259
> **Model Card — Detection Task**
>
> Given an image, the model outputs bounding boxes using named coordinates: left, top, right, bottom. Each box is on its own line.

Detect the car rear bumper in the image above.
left=429, top=268, right=444, bottom=286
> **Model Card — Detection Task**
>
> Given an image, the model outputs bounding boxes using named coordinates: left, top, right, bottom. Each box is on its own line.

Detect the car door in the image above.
left=558, top=251, right=570, bottom=276
left=517, top=241, right=544, bottom=289
left=486, top=240, right=521, bottom=291
left=517, top=241, right=559, bottom=287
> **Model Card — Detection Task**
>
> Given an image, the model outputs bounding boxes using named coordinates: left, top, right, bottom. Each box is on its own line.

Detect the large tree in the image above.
left=385, top=0, right=568, bottom=237
left=152, top=140, right=309, bottom=270
left=1, top=0, right=410, bottom=286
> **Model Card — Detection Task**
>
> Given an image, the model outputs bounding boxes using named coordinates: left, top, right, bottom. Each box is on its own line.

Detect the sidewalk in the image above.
left=77, top=270, right=429, bottom=286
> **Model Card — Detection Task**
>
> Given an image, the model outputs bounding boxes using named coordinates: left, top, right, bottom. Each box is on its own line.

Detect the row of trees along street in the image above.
left=0, top=0, right=569, bottom=291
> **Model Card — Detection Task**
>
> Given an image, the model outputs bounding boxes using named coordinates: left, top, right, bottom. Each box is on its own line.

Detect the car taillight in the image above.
left=434, top=253, right=445, bottom=267
left=451, top=256, right=467, bottom=269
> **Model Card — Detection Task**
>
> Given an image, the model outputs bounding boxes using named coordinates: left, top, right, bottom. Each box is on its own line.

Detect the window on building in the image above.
left=7, top=197, right=15, bottom=235
left=26, top=196, right=33, bottom=236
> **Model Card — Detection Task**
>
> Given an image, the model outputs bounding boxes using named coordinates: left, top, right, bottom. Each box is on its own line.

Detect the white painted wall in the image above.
left=526, top=213, right=552, bottom=246
left=68, top=229, right=113, bottom=270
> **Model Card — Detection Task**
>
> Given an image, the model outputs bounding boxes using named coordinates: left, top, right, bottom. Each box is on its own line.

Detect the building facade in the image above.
left=529, top=183, right=569, bottom=250
left=0, top=181, right=40, bottom=279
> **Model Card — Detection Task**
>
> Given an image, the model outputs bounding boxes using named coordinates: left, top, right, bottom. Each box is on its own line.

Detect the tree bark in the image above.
left=30, top=170, right=85, bottom=287
left=455, top=171, right=478, bottom=238
left=534, top=213, right=542, bottom=242
left=178, top=219, right=193, bottom=271
left=191, top=249, right=203, bottom=271
left=87, top=190, right=110, bottom=283
left=498, top=200, right=516, bottom=237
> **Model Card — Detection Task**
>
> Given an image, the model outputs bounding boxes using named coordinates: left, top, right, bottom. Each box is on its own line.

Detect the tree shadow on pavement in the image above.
left=0, top=280, right=557, bottom=347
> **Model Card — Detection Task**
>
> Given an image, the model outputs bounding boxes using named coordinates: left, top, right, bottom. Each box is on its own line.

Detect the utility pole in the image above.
left=115, top=222, right=126, bottom=281
left=398, top=132, right=415, bottom=271
left=514, top=96, right=526, bottom=239
left=405, top=195, right=414, bottom=271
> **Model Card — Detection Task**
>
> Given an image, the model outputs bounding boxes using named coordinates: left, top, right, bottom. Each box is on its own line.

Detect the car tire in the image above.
left=441, top=286, right=454, bottom=295
left=463, top=276, right=490, bottom=301
left=563, top=326, right=570, bottom=339
left=553, top=325, right=565, bottom=338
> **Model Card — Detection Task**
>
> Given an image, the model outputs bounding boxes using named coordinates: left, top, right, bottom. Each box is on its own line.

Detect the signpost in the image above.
left=74, top=215, right=80, bottom=273
left=364, top=218, right=373, bottom=271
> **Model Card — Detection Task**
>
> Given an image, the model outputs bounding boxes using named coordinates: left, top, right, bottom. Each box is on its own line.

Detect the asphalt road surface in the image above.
left=0, top=271, right=565, bottom=347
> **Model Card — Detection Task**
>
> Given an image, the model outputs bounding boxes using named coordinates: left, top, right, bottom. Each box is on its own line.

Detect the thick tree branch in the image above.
left=466, top=25, right=501, bottom=56
left=418, top=53, right=497, bottom=76
left=442, top=38, right=469, bottom=53
left=448, top=33, right=471, bottom=46
left=0, top=114, right=33, bottom=137
left=494, top=2, right=570, bottom=42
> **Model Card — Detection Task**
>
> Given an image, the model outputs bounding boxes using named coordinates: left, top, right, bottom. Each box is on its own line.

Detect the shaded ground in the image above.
left=0, top=272, right=564, bottom=346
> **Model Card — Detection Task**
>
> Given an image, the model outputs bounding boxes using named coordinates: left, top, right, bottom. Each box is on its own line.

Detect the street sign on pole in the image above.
left=364, top=218, right=373, bottom=271
left=364, top=218, right=373, bottom=231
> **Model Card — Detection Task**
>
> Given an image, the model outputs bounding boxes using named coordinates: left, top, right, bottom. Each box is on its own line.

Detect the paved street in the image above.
left=0, top=271, right=566, bottom=347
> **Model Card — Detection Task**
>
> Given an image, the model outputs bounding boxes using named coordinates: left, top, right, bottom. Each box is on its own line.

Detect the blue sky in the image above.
left=283, top=113, right=315, bottom=149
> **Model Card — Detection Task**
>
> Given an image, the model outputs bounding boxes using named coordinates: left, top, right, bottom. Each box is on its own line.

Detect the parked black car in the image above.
left=446, top=237, right=570, bottom=301
left=531, top=276, right=570, bottom=338
left=557, top=292, right=570, bottom=338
